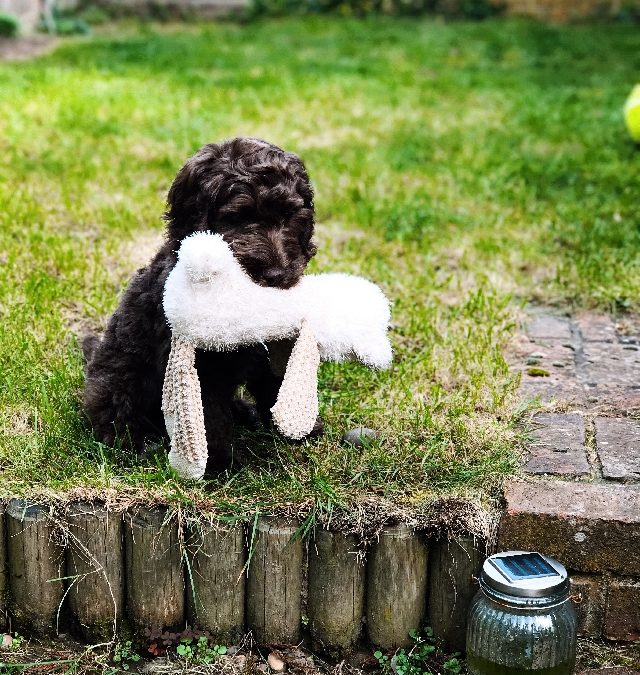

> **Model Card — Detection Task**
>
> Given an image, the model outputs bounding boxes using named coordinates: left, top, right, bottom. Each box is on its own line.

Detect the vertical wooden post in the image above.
left=246, top=517, right=303, bottom=644
left=366, top=525, right=429, bottom=649
left=66, top=501, right=125, bottom=641
left=186, top=519, right=246, bottom=642
left=0, top=502, right=7, bottom=631
left=308, top=528, right=365, bottom=654
left=6, top=499, right=65, bottom=635
left=125, top=506, right=185, bottom=630
left=428, top=535, right=485, bottom=652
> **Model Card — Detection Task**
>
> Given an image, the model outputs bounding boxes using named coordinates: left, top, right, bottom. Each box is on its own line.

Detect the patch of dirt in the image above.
left=62, top=228, right=165, bottom=340
left=0, top=635, right=372, bottom=675
left=577, top=637, right=640, bottom=673
left=113, top=228, right=165, bottom=281
left=0, top=35, right=57, bottom=61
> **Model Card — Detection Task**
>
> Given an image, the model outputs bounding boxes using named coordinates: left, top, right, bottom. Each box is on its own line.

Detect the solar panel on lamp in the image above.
left=489, top=552, right=559, bottom=582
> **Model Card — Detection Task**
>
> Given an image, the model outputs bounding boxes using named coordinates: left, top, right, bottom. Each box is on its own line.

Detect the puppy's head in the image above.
left=165, top=138, right=317, bottom=289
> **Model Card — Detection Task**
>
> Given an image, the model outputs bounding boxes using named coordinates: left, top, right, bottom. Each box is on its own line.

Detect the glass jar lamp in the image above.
left=466, top=551, right=577, bottom=675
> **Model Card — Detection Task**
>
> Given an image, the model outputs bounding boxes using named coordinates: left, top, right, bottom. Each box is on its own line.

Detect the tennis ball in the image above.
left=624, top=84, right=640, bottom=142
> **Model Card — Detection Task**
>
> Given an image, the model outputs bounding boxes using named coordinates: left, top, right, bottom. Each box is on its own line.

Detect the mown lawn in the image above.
left=0, top=17, right=638, bottom=523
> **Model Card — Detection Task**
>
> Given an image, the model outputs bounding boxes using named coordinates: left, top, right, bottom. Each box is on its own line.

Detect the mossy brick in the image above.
left=517, top=340, right=584, bottom=405
left=569, top=574, right=606, bottom=637
left=604, top=578, right=640, bottom=641
left=498, top=481, right=640, bottom=576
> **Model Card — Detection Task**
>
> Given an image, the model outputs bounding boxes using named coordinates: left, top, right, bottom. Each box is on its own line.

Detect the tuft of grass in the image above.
left=0, top=10, right=20, bottom=36
left=0, top=17, right=638, bottom=522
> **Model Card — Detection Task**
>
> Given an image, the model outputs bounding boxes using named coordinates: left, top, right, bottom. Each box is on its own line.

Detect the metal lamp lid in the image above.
left=481, top=551, right=569, bottom=599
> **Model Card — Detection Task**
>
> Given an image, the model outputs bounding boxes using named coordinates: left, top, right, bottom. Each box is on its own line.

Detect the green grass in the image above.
left=0, top=17, right=639, bottom=524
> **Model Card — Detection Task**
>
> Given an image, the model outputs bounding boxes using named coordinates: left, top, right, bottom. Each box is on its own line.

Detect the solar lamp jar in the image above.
left=466, top=551, right=577, bottom=675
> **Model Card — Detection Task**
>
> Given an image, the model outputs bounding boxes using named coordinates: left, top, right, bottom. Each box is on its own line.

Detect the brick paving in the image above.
left=499, top=309, right=640, bottom=642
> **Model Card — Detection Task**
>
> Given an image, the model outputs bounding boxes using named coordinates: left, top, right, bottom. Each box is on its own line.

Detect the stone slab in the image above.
left=569, top=574, right=605, bottom=637
left=580, top=670, right=640, bottom=675
left=517, top=340, right=584, bottom=404
left=595, top=417, right=640, bottom=481
left=526, top=314, right=573, bottom=341
left=604, top=578, right=640, bottom=642
left=579, top=343, right=640, bottom=389
left=524, top=413, right=590, bottom=476
left=578, top=343, right=640, bottom=410
left=498, top=480, right=640, bottom=576
left=575, top=313, right=618, bottom=343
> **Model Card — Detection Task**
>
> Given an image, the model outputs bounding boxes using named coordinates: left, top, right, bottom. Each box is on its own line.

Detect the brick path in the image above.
left=498, top=309, right=640, bottom=642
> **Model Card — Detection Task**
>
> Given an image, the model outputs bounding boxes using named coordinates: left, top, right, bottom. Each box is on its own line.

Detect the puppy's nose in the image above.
left=262, top=267, right=286, bottom=287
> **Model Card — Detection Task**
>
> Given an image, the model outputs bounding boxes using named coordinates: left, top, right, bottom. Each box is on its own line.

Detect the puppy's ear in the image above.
left=164, top=144, right=225, bottom=241
left=304, top=239, right=318, bottom=263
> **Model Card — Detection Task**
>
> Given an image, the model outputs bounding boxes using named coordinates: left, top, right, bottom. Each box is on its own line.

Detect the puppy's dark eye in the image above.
left=220, top=214, right=244, bottom=227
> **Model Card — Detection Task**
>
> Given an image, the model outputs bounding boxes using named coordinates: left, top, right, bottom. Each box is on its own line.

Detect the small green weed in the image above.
left=176, top=637, right=227, bottom=665
left=374, top=628, right=463, bottom=675
left=7, top=632, right=25, bottom=652
left=108, top=640, right=140, bottom=672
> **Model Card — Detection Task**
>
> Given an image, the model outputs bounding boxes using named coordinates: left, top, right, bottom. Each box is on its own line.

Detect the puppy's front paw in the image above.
left=309, top=415, right=324, bottom=438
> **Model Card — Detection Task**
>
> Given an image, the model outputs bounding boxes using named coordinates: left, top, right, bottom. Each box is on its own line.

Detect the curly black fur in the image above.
left=83, top=138, right=318, bottom=472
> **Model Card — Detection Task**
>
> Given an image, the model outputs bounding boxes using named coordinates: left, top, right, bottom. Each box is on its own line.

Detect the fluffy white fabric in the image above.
left=163, top=232, right=392, bottom=369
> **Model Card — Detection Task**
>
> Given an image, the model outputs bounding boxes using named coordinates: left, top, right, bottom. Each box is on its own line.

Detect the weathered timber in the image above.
left=125, top=506, right=184, bottom=629
left=66, top=502, right=125, bottom=641
left=308, top=528, right=365, bottom=654
left=427, top=535, right=485, bottom=652
left=6, top=499, right=65, bottom=634
left=186, top=520, right=245, bottom=641
left=366, top=525, right=429, bottom=648
left=246, top=517, right=303, bottom=644
left=0, top=502, right=7, bottom=631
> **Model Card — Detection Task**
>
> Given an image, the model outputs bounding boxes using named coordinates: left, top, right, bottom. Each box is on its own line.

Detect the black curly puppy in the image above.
left=83, top=138, right=318, bottom=472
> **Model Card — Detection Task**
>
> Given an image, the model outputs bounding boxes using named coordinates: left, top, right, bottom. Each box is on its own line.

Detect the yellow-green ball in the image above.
left=624, top=84, right=640, bottom=142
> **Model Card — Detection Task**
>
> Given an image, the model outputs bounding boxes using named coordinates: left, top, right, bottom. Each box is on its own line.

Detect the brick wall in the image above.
left=501, top=310, right=640, bottom=642
left=502, top=0, right=638, bottom=21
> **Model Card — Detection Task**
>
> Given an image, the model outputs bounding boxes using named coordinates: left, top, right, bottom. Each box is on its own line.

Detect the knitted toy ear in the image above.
left=162, top=336, right=208, bottom=479
left=271, top=319, right=321, bottom=440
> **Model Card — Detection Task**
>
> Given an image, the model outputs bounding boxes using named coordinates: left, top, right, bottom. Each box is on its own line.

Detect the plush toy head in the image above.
left=162, top=232, right=392, bottom=479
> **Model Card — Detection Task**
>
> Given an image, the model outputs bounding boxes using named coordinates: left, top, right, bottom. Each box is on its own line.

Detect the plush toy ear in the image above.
left=271, top=320, right=321, bottom=440
left=162, top=336, right=208, bottom=479
left=179, top=232, right=236, bottom=284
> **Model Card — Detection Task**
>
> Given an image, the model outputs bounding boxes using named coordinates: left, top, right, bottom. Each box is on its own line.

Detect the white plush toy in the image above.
left=162, top=231, right=392, bottom=479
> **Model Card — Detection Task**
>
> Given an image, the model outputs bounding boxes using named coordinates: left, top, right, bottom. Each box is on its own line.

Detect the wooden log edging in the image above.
left=308, top=528, right=365, bottom=654
left=6, top=499, right=65, bottom=635
left=66, top=501, right=125, bottom=641
left=367, top=525, right=430, bottom=649
left=0, top=499, right=490, bottom=652
left=186, top=519, right=246, bottom=643
left=246, top=517, right=303, bottom=644
left=427, top=535, right=486, bottom=652
left=0, top=502, right=7, bottom=631
left=126, top=506, right=184, bottom=631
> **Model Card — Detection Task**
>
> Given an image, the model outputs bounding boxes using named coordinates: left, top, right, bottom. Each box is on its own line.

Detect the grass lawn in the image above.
left=0, top=16, right=639, bottom=526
